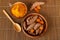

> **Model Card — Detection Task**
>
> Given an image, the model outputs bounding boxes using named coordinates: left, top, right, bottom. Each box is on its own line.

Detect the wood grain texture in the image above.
left=0, top=0, right=60, bottom=40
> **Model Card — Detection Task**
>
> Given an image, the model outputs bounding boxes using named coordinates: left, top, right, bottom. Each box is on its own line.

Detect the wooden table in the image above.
left=0, top=0, right=60, bottom=40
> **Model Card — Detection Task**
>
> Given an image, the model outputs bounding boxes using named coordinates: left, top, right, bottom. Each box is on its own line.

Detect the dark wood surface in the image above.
left=0, top=0, right=60, bottom=40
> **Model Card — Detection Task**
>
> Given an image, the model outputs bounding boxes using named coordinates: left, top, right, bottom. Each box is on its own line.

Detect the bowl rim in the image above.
left=22, top=13, right=48, bottom=38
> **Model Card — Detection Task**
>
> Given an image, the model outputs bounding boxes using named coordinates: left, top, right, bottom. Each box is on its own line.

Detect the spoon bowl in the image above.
left=3, top=10, right=21, bottom=32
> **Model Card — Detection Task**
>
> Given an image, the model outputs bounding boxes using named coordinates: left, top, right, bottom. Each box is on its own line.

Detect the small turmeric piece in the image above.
left=36, top=5, right=41, bottom=9
left=39, top=26, right=43, bottom=30
left=34, top=5, right=41, bottom=12
left=36, top=18, right=40, bottom=22
left=40, top=21, right=44, bottom=24
left=30, top=29, right=34, bottom=33
left=36, top=18, right=44, bottom=24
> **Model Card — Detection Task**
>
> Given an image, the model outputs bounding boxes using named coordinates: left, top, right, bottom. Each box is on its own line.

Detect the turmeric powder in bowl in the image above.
left=11, top=2, right=27, bottom=18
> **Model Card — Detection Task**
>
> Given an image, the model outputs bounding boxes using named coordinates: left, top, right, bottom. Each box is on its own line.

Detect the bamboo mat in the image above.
left=0, top=0, right=60, bottom=40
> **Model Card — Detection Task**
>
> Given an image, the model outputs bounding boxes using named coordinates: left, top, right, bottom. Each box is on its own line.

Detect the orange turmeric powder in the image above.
left=11, top=2, right=27, bottom=18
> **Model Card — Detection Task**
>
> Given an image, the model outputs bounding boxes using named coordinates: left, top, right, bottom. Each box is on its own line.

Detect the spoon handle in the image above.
left=3, top=10, right=15, bottom=24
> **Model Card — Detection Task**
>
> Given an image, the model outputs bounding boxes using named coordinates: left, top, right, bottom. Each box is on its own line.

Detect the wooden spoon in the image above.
left=3, top=10, right=21, bottom=32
